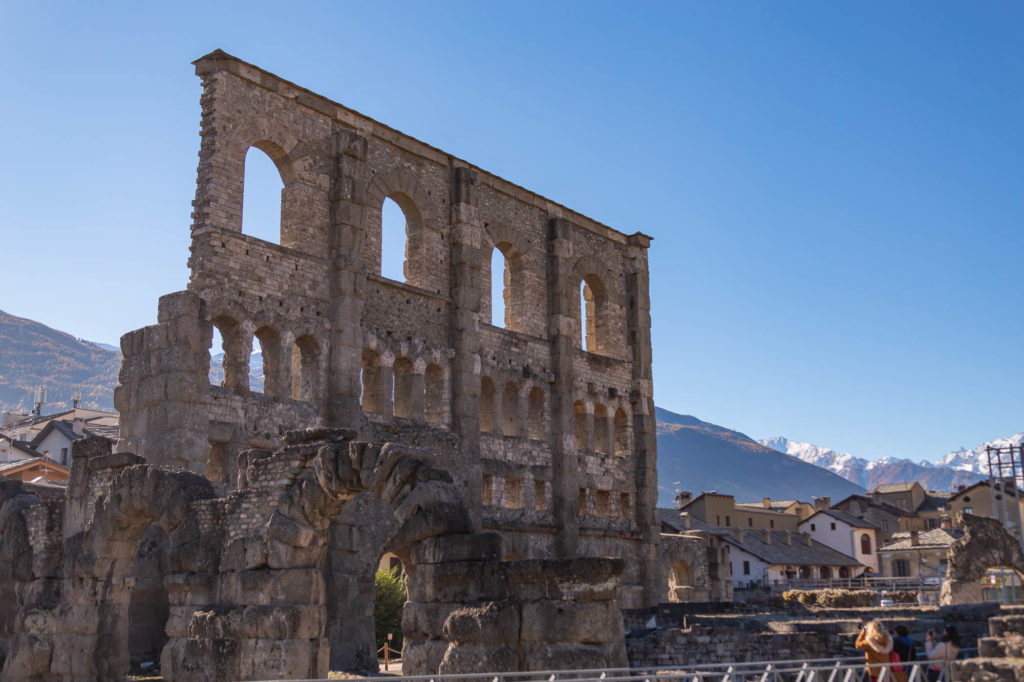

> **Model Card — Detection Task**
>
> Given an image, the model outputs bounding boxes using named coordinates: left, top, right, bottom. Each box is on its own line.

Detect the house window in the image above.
left=830, top=522, right=836, bottom=531
left=811, top=523, right=816, bottom=531
left=748, top=518, right=753, bottom=527
left=716, top=515, right=721, bottom=525
left=965, top=507, right=974, bottom=515
left=882, top=519, right=889, bottom=531
left=743, top=560, right=750, bottom=576
left=894, top=559, right=909, bottom=577
left=60, top=447, right=68, bottom=464
left=861, top=534, right=872, bottom=554
left=725, top=516, right=731, bottom=527
left=963, top=496, right=971, bottom=503
left=770, top=519, right=774, bottom=528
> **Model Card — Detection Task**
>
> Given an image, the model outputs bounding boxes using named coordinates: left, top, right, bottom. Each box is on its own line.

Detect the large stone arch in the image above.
left=942, top=512, right=1024, bottom=605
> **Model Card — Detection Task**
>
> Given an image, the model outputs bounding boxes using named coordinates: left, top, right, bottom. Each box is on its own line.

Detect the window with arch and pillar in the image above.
left=578, top=274, right=612, bottom=355
left=484, top=240, right=528, bottom=332
left=290, top=335, right=321, bottom=403
left=860, top=533, right=872, bottom=555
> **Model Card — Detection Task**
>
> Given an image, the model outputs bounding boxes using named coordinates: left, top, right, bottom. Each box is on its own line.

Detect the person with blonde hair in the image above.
left=856, top=620, right=897, bottom=682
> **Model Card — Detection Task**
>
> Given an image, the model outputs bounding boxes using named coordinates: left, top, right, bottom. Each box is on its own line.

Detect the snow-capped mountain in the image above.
left=937, top=433, right=1024, bottom=475
left=758, top=435, right=1009, bottom=492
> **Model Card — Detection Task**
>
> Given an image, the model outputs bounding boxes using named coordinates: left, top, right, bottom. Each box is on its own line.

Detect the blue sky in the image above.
left=0, top=2, right=1020, bottom=462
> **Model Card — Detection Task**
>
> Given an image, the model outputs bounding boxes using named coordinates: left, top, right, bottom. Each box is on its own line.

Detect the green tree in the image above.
left=374, top=566, right=407, bottom=652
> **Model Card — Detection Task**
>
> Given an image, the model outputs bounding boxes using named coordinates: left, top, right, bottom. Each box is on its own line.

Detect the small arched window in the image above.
left=392, top=357, right=415, bottom=418
left=210, top=315, right=247, bottom=392
left=613, top=408, right=629, bottom=456
left=361, top=349, right=386, bottom=414
left=860, top=533, right=872, bottom=555
left=573, top=400, right=589, bottom=452
left=486, top=241, right=527, bottom=332
left=501, top=382, right=520, bottom=437
left=253, top=326, right=282, bottom=397
left=593, top=404, right=610, bottom=454
left=527, top=387, right=546, bottom=441
left=291, top=335, right=320, bottom=403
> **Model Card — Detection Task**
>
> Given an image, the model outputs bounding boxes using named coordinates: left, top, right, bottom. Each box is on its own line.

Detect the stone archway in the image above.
left=942, top=512, right=1024, bottom=605
left=668, top=560, right=695, bottom=602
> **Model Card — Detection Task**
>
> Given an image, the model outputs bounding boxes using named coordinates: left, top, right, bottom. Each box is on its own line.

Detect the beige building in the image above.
left=679, top=492, right=800, bottom=533
left=948, top=480, right=1024, bottom=538
left=878, top=527, right=961, bottom=580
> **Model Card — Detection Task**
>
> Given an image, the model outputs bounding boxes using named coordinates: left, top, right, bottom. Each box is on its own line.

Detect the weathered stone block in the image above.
left=411, top=532, right=502, bottom=565
left=242, top=604, right=325, bottom=640
left=408, top=561, right=508, bottom=603
left=520, top=601, right=621, bottom=644
left=443, top=601, right=519, bottom=645
left=439, top=642, right=518, bottom=674
left=402, top=639, right=450, bottom=676
left=506, top=557, right=622, bottom=602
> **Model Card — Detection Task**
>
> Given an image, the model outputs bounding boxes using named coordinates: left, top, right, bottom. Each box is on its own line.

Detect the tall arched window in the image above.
left=380, top=197, right=407, bottom=281
left=860, top=534, right=872, bottom=555
left=578, top=275, right=609, bottom=353
left=241, top=146, right=284, bottom=243
left=479, top=377, right=496, bottom=433
left=487, top=242, right=526, bottom=331
left=501, top=382, right=519, bottom=437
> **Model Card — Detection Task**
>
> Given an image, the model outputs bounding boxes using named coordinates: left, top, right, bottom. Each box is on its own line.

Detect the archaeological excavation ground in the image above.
left=0, top=50, right=708, bottom=680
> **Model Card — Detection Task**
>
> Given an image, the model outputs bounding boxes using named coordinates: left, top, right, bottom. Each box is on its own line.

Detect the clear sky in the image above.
left=1, top=2, right=1020, bottom=463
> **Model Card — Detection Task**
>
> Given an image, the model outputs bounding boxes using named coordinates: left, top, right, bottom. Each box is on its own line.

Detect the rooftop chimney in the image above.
left=72, top=417, right=84, bottom=436
left=680, top=512, right=692, bottom=530
left=784, top=530, right=793, bottom=546
left=802, top=532, right=812, bottom=547
left=814, top=496, right=831, bottom=510
left=910, top=530, right=920, bottom=546
left=736, top=529, right=745, bottom=543
left=674, top=491, right=693, bottom=510
left=761, top=529, right=771, bottom=544
left=763, top=497, right=772, bottom=509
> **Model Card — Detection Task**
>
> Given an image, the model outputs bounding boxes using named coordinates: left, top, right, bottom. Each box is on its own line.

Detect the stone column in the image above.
left=626, top=232, right=661, bottom=606
left=546, top=218, right=580, bottom=557
left=325, top=130, right=369, bottom=427
left=448, top=165, right=484, bottom=523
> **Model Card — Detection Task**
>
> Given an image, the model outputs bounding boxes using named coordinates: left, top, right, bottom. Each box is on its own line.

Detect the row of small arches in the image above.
left=209, top=318, right=321, bottom=403
left=360, top=349, right=448, bottom=424
left=241, top=146, right=618, bottom=355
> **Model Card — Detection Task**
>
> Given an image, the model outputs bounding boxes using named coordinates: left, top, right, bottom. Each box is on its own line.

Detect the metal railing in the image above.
left=307, top=655, right=958, bottom=682
left=744, top=576, right=943, bottom=593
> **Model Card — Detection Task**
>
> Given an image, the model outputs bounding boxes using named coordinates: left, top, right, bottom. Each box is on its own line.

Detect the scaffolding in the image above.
left=983, top=443, right=1024, bottom=604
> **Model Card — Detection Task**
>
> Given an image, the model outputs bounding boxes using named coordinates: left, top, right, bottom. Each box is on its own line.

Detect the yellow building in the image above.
left=678, top=492, right=800, bottom=533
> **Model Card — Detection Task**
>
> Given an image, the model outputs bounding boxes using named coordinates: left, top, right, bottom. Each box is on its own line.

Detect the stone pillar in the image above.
left=546, top=218, right=580, bottom=557
left=114, top=291, right=212, bottom=473
left=448, top=165, right=484, bottom=523
left=325, top=130, right=369, bottom=427
left=626, top=232, right=661, bottom=606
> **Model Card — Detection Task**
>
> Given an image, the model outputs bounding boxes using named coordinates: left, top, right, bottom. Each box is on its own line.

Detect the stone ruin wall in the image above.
left=114, top=48, right=664, bottom=623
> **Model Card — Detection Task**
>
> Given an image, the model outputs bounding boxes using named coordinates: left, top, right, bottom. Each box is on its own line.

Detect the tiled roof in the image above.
left=833, top=493, right=913, bottom=517
left=723, top=529, right=863, bottom=567
left=917, top=494, right=950, bottom=513
left=873, top=482, right=922, bottom=494
left=879, top=528, right=963, bottom=551
left=803, top=508, right=880, bottom=530
left=657, top=507, right=728, bottom=535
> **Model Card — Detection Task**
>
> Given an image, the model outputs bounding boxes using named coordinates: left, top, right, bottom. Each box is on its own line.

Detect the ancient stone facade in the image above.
left=106, top=49, right=662, bottom=666
left=0, top=433, right=629, bottom=680
left=941, top=512, right=1024, bottom=606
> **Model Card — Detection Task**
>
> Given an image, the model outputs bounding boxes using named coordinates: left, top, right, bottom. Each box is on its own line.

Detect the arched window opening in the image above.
left=839, top=566, right=850, bottom=579
left=668, top=560, right=694, bottom=603
left=479, top=377, right=496, bottom=433
left=534, top=480, right=548, bottom=511
left=501, top=382, right=519, bottom=437
left=527, top=387, right=546, bottom=441
left=208, top=325, right=226, bottom=386
left=250, top=336, right=265, bottom=393
left=820, top=566, right=832, bottom=579
left=291, top=335, right=320, bottom=403
left=860, top=534, right=872, bottom=555
left=579, top=274, right=609, bottom=354
left=619, top=492, right=631, bottom=519
left=614, top=408, right=629, bottom=456
left=210, top=316, right=248, bottom=391
left=490, top=247, right=506, bottom=327
left=392, top=357, right=415, bottom=419
left=424, top=363, right=446, bottom=424
left=241, top=146, right=284, bottom=244
left=128, top=526, right=170, bottom=669
left=799, top=565, right=812, bottom=579
left=574, top=400, right=589, bottom=451
left=593, top=404, right=610, bottom=455
left=373, top=559, right=406, bottom=662
left=254, top=327, right=283, bottom=397
left=380, top=197, right=408, bottom=282
left=361, top=350, right=386, bottom=414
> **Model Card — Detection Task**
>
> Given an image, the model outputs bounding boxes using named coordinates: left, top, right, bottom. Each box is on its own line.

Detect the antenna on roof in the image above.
left=32, top=386, right=46, bottom=417
left=72, top=391, right=81, bottom=409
